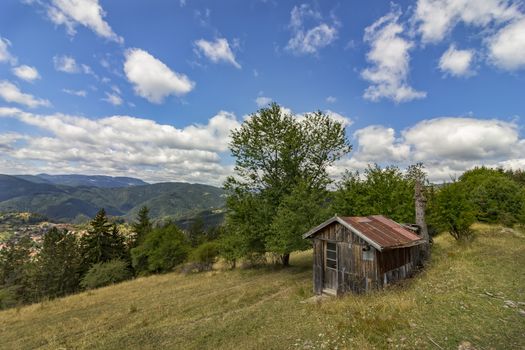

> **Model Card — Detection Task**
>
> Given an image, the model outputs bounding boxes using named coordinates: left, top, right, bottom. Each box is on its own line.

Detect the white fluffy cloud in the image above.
left=45, top=0, right=123, bottom=43
left=413, top=0, right=521, bottom=44
left=0, top=81, right=50, bottom=108
left=353, top=125, right=410, bottom=162
left=326, top=96, right=337, bottom=103
left=0, top=107, right=241, bottom=185
left=124, top=48, right=195, bottom=103
left=488, top=18, right=525, bottom=70
left=53, top=55, right=79, bottom=73
left=0, top=36, right=16, bottom=65
left=255, top=96, right=272, bottom=107
left=194, top=38, right=241, bottom=69
left=12, top=65, right=40, bottom=82
left=361, top=8, right=426, bottom=103
left=438, top=45, right=475, bottom=76
left=334, top=116, right=524, bottom=182
left=102, top=92, right=122, bottom=106
left=286, top=4, right=338, bottom=55
left=403, top=117, right=520, bottom=161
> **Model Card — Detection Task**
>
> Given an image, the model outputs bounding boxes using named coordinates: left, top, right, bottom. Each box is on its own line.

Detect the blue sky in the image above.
left=0, top=0, right=524, bottom=185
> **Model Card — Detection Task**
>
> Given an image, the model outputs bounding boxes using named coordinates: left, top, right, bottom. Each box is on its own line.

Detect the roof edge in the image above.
left=302, top=216, right=384, bottom=251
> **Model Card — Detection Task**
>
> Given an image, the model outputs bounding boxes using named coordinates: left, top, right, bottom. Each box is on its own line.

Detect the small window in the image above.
left=326, top=242, right=337, bottom=269
left=362, top=249, right=374, bottom=261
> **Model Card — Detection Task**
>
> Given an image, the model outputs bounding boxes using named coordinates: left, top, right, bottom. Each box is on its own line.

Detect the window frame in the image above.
left=325, top=241, right=337, bottom=270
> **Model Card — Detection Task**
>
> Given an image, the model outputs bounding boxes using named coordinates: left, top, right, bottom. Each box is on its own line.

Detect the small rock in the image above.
left=518, top=309, right=525, bottom=317
left=458, top=341, right=477, bottom=350
left=504, top=300, right=517, bottom=308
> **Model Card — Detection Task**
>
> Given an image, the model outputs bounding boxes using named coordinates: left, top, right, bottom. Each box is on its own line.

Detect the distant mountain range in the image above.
left=0, top=174, right=226, bottom=224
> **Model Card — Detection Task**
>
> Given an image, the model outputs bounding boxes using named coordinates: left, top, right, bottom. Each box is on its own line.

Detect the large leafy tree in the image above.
left=460, top=167, right=525, bottom=226
left=224, top=103, right=351, bottom=265
left=332, top=165, right=415, bottom=223
left=431, top=181, right=476, bottom=241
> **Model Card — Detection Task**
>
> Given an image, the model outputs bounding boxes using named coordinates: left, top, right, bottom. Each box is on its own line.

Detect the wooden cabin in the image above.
left=303, top=215, right=424, bottom=296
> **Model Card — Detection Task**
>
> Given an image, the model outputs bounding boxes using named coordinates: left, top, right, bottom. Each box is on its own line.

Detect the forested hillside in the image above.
left=0, top=175, right=225, bottom=222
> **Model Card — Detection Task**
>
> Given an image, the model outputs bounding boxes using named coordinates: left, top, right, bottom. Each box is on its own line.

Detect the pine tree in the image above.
left=132, top=206, right=152, bottom=247
left=80, top=209, right=125, bottom=272
left=36, top=227, right=80, bottom=298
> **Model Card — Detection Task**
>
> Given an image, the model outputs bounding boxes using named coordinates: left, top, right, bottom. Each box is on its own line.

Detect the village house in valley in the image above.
left=303, top=215, right=425, bottom=295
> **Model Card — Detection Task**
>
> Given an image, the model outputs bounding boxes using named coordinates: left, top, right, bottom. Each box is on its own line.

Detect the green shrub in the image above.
left=131, top=224, right=190, bottom=274
left=0, top=286, right=19, bottom=310
left=188, top=241, right=220, bottom=272
left=431, top=181, right=476, bottom=241
left=80, top=260, right=132, bottom=290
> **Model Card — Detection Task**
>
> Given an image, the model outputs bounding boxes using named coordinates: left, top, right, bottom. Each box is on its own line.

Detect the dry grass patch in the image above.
left=1, top=225, right=524, bottom=349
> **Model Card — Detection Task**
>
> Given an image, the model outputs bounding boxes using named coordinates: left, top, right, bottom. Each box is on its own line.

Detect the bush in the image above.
left=0, top=286, right=19, bottom=310
left=131, top=224, right=190, bottom=274
left=80, top=260, right=132, bottom=290
left=188, top=242, right=220, bottom=272
left=431, top=181, right=476, bottom=241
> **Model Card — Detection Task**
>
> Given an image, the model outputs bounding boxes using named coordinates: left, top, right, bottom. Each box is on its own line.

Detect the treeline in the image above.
left=0, top=207, right=222, bottom=309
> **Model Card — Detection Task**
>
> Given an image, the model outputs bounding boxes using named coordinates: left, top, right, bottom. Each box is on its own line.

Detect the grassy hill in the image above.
left=0, top=224, right=523, bottom=349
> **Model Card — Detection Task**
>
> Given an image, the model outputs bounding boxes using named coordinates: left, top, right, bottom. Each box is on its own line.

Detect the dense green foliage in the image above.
left=332, top=165, right=417, bottom=223
left=36, top=227, right=81, bottom=298
left=80, top=260, right=132, bottom=290
left=131, top=224, right=190, bottom=274
left=79, top=209, right=128, bottom=273
left=223, top=103, right=351, bottom=265
left=431, top=181, right=477, bottom=241
left=188, top=241, right=220, bottom=271
left=459, top=167, right=525, bottom=226
left=0, top=236, right=36, bottom=306
left=131, top=206, right=152, bottom=247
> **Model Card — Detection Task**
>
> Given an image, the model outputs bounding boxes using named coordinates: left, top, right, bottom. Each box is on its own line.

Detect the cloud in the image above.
left=255, top=96, right=272, bottom=107
left=0, top=81, right=51, bottom=108
left=0, top=36, right=16, bottom=65
left=361, top=8, right=426, bottom=103
left=194, top=38, right=241, bottom=69
left=286, top=4, right=338, bottom=55
left=53, top=55, right=79, bottom=73
left=124, top=48, right=195, bottom=103
left=12, top=65, right=40, bottom=82
left=353, top=125, right=410, bottom=162
left=332, top=116, right=525, bottom=182
left=45, top=0, right=123, bottom=43
left=403, top=117, right=520, bottom=161
left=62, top=88, right=87, bottom=97
left=413, top=0, right=522, bottom=44
left=0, top=107, right=242, bottom=185
left=488, top=18, right=525, bottom=70
left=438, top=44, right=475, bottom=76
left=326, top=96, right=337, bottom=103
left=102, top=92, right=122, bottom=106
left=324, top=110, right=353, bottom=128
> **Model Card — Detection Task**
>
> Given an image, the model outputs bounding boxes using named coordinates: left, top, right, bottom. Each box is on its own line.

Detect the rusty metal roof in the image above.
left=303, top=215, right=424, bottom=251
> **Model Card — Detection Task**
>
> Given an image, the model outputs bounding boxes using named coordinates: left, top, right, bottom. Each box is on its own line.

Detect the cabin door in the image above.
left=323, top=241, right=338, bottom=292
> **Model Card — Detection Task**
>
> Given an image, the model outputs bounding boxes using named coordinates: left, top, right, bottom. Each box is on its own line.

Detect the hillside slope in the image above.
left=0, top=175, right=225, bottom=222
left=0, top=224, right=523, bottom=349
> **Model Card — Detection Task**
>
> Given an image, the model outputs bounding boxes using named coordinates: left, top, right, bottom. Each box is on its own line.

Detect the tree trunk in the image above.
left=415, top=179, right=430, bottom=264
left=281, top=253, right=290, bottom=267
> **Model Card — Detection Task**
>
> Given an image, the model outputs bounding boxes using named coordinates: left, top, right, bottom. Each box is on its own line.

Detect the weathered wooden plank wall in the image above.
left=311, top=222, right=420, bottom=295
